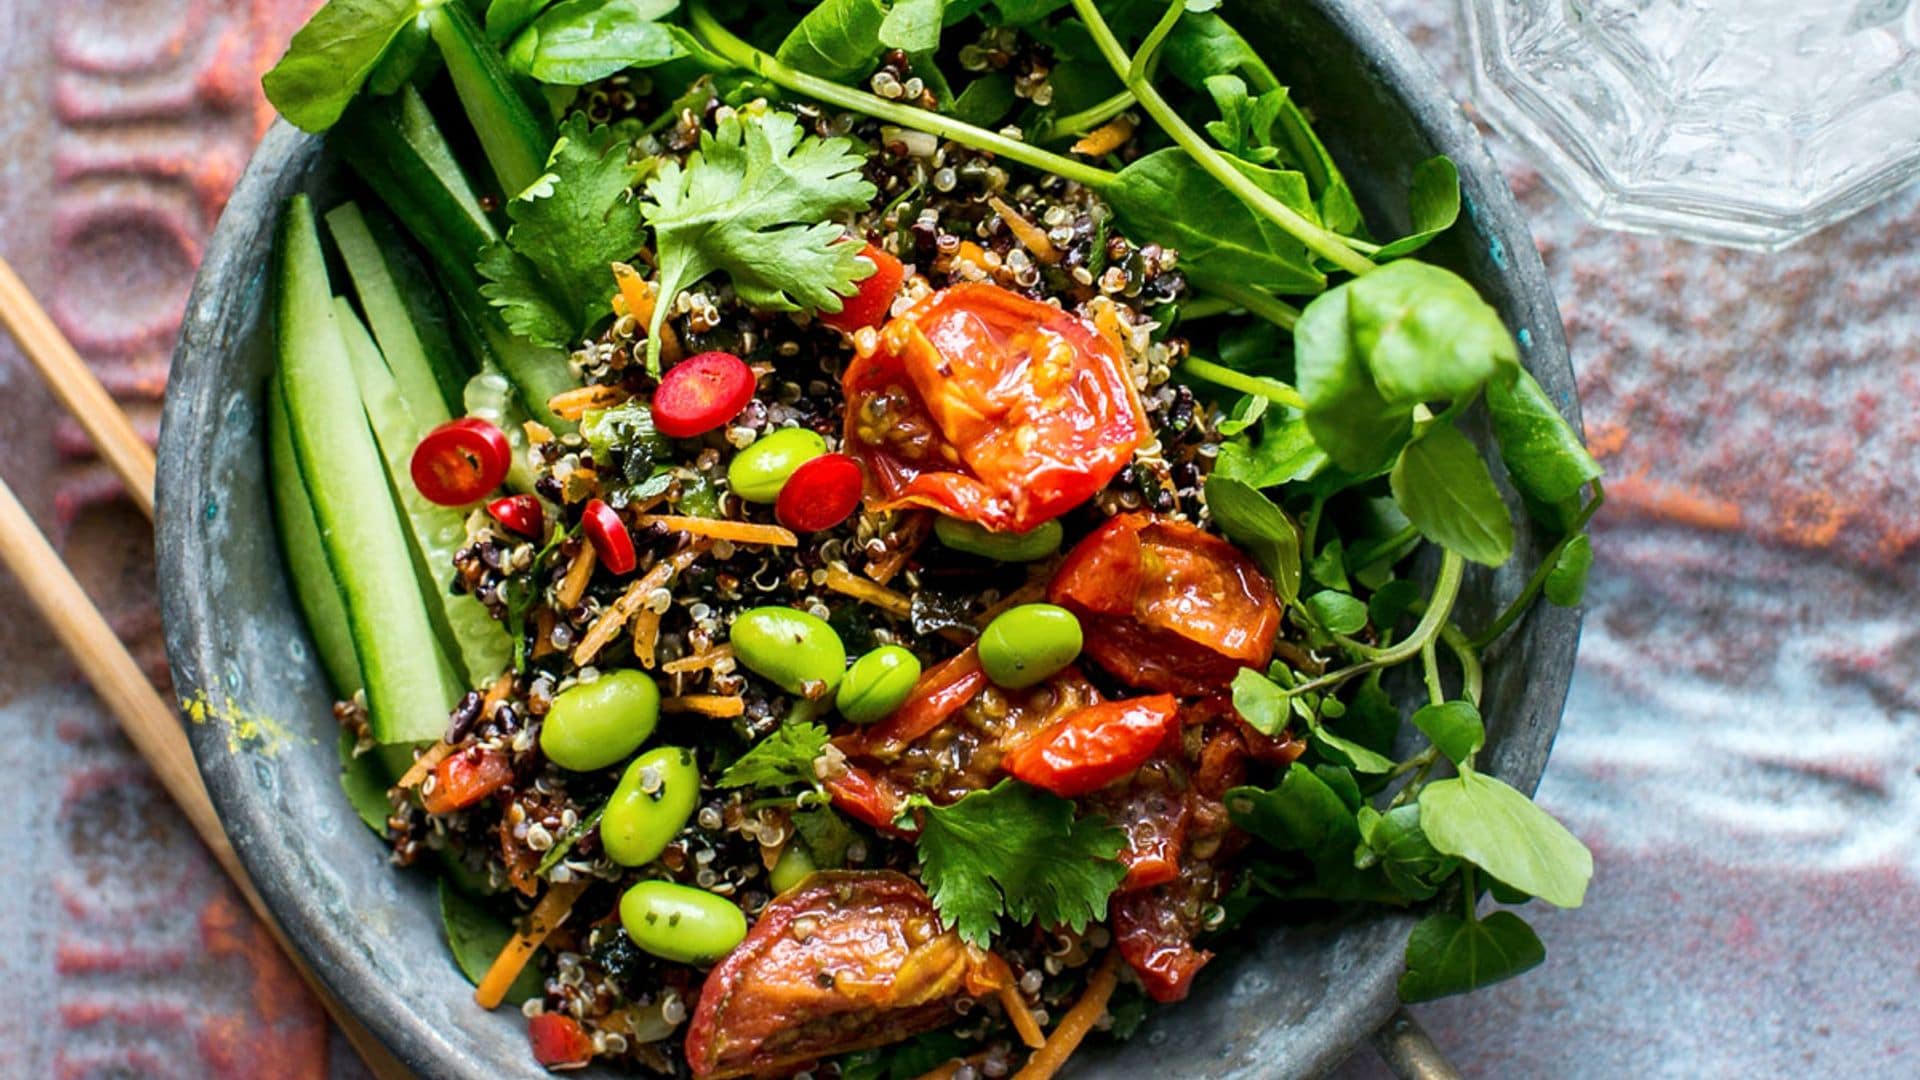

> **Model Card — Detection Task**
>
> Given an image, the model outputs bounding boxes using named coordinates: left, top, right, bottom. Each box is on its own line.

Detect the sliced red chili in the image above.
left=774, top=453, right=864, bottom=533
left=487, top=494, right=545, bottom=539
left=411, top=417, right=511, bottom=506
left=422, top=746, right=513, bottom=815
left=1001, top=694, right=1180, bottom=797
left=819, top=244, right=904, bottom=332
left=581, top=498, right=636, bottom=575
left=652, top=352, right=756, bottom=439
left=528, top=1012, right=595, bottom=1069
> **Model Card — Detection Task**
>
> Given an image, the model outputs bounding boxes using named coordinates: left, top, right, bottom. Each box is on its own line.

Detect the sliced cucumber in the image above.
left=268, top=379, right=363, bottom=698
left=464, top=369, right=540, bottom=495
left=276, top=194, right=462, bottom=745
left=326, top=201, right=470, bottom=418
left=334, top=297, right=513, bottom=686
left=427, top=1, right=553, bottom=198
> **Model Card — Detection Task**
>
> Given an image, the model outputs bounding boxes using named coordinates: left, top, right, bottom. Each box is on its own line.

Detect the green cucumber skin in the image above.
left=267, top=379, right=364, bottom=698
left=276, top=194, right=462, bottom=745
left=333, top=297, right=513, bottom=686
left=427, top=1, right=553, bottom=199
left=327, top=200, right=471, bottom=418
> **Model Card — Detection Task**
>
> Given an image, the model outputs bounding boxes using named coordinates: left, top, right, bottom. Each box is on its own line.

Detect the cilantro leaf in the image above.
left=1398, top=910, right=1545, bottom=1003
left=477, top=114, right=645, bottom=348
left=640, top=108, right=877, bottom=372
left=909, top=780, right=1127, bottom=948
left=716, top=721, right=831, bottom=790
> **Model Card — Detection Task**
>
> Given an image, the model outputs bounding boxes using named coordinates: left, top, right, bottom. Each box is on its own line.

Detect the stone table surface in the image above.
left=0, top=0, right=1915, bottom=1077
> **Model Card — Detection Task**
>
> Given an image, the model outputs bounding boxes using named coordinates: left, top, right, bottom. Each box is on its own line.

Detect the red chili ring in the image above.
left=775, top=453, right=864, bottom=533
left=487, top=494, right=545, bottom=539
left=581, top=498, right=636, bottom=575
left=652, top=351, right=756, bottom=439
left=411, top=417, right=512, bottom=506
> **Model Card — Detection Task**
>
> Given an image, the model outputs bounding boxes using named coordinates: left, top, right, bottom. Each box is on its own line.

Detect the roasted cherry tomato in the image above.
left=684, top=871, right=1006, bottom=1079
left=1085, top=759, right=1192, bottom=892
left=1001, top=694, right=1179, bottom=797
left=487, top=494, right=545, bottom=539
left=819, top=243, right=904, bottom=332
left=411, top=417, right=511, bottom=506
left=775, top=452, right=864, bottom=533
left=842, top=284, right=1148, bottom=532
left=1112, top=882, right=1214, bottom=1003
left=422, top=745, right=513, bottom=814
left=528, top=1012, right=595, bottom=1070
left=581, top=498, right=636, bottom=575
left=652, top=351, right=756, bottom=438
left=1049, top=513, right=1282, bottom=694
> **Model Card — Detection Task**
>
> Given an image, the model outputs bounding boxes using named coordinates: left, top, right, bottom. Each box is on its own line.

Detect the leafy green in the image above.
left=506, top=0, right=684, bottom=85
left=778, top=0, right=890, bottom=81
left=838, top=1030, right=974, bottom=1080
left=1486, top=367, right=1603, bottom=509
left=1204, top=476, right=1301, bottom=606
left=338, top=731, right=391, bottom=834
left=1108, top=150, right=1325, bottom=296
left=1229, top=666, right=1287, bottom=737
left=640, top=107, right=877, bottom=371
left=1357, top=805, right=1458, bottom=901
left=1294, top=288, right=1412, bottom=474
left=485, top=0, right=549, bottom=43
left=440, top=880, right=545, bottom=1004
left=476, top=114, right=645, bottom=348
left=792, top=806, right=857, bottom=867
left=1305, top=590, right=1367, bottom=635
left=907, top=779, right=1127, bottom=948
left=1390, top=423, right=1514, bottom=567
left=1398, top=911, right=1545, bottom=1003
left=950, top=75, right=1017, bottom=126
left=1307, top=537, right=1350, bottom=592
left=1374, top=157, right=1461, bottom=260
left=1545, top=534, right=1594, bottom=607
left=263, top=0, right=435, bottom=132
left=1224, top=765, right=1398, bottom=902
left=1203, top=74, right=1286, bottom=165
left=880, top=0, right=946, bottom=54
left=716, top=721, right=831, bottom=789
left=1213, top=407, right=1328, bottom=489
left=1419, top=768, right=1592, bottom=908
left=1410, top=701, right=1484, bottom=766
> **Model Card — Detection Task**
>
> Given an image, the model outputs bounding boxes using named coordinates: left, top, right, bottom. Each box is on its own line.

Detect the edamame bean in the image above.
left=934, top=515, right=1064, bottom=562
left=601, top=746, right=700, bottom=867
left=539, top=670, right=660, bottom=771
left=727, top=427, right=827, bottom=503
left=768, top=843, right=816, bottom=894
left=835, top=645, right=922, bottom=725
left=730, top=607, right=846, bottom=699
left=619, top=880, right=747, bottom=964
left=978, top=603, right=1083, bottom=689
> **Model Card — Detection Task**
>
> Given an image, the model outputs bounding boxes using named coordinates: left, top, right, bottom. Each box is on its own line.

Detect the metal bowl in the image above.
left=158, top=1, right=1582, bottom=1075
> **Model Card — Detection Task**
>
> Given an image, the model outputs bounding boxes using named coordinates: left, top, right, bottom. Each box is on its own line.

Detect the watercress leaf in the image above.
left=1344, top=677, right=1402, bottom=758
left=1347, top=260, right=1517, bottom=406
left=1203, top=476, right=1302, bottom=606
left=716, top=721, right=831, bottom=789
left=1486, top=366, right=1603, bottom=508
left=1216, top=318, right=1285, bottom=371
left=1391, top=423, right=1515, bottom=567
left=1368, top=578, right=1423, bottom=632
left=1410, top=700, right=1485, bottom=765
left=1305, top=590, right=1367, bottom=635
left=440, top=880, right=545, bottom=1003
left=1109, top=149, right=1325, bottom=297
left=1306, top=537, right=1349, bottom=593
left=1398, top=910, right=1545, bottom=1003
left=1226, top=763, right=1356, bottom=865
left=1318, top=179, right=1365, bottom=238
left=879, top=0, right=946, bottom=54
left=1314, top=764, right=1363, bottom=811
left=778, top=0, right=891, bottom=81
left=1487, top=877, right=1533, bottom=906
left=1214, top=417, right=1328, bottom=488
left=950, top=74, right=1017, bottom=126
left=1419, top=769, right=1593, bottom=908
left=264, top=0, right=435, bottom=132
left=1202, top=74, right=1283, bottom=165
left=1366, top=804, right=1459, bottom=901
left=1214, top=394, right=1267, bottom=437
left=486, top=0, right=550, bottom=43
left=1295, top=287, right=1414, bottom=474
left=1310, top=722, right=1394, bottom=775
left=1230, top=666, right=1288, bottom=737
left=506, top=0, right=683, bottom=86
left=1374, top=156, right=1462, bottom=260
left=1545, top=534, right=1594, bottom=607
left=985, top=0, right=1068, bottom=25
left=338, top=731, right=391, bottom=835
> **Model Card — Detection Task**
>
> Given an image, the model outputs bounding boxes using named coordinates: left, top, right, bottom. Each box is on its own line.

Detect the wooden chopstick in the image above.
left=0, top=256, right=157, bottom=517
left=0, top=264, right=412, bottom=1078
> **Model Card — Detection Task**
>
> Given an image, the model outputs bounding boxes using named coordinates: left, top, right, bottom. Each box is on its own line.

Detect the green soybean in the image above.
left=934, top=515, right=1064, bottom=562
left=768, top=843, right=816, bottom=895
left=730, top=607, right=846, bottom=699
left=835, top=645, right=922, bottom=725
left=619, top=881, right=747, bottom=964
left=601, top=746, right=700, bottom=867
left=978, top=603, right=1083, bottom=689
left=727, top=427, right=827, bottom=503
left=539, top=670, right=660, bottom=771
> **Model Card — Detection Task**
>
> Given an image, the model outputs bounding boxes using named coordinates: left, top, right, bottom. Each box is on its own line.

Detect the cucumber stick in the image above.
left=267, top=379, right=363, bottom=698
left=276, top=194, right=462, bottom=745
left=326, top=201, right=470, bottom=418
left=427, top=1, right=552, bottom=198
left=333, top=297, right=513, bottom=686
left=464, top=370, right=541, bottom=495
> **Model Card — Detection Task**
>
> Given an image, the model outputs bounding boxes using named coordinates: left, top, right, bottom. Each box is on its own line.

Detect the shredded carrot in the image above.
left=989, top=195, right=1061, bottom=265
left=662, top=644, right=733, bottom=675
left=556, top=544, right=598, bottom=610
left=1000, top=983, right=1047, bottom=1050
left=612, top=261, right=682, bottom=364
left=1014, top=951, right=1121, bottom=1080
left=1072, top=115, right=1136, bottom=157
left=953, top=240, right=994, bottom=278
left=573, top=544, right=706, bottom=666
left=474, top=878, right=589, bottom=1010
left=661, top=695, right=746, bottom=718
left=523, top=420, right=555, bottom=445
left=826, top=563, right=912, bottom=618
left=547, top=384, right=628, bottom=421
left=532, top=608, right=558, bottom=660
left=867, top=512, right=930, bottom=585
left=630, top=515, right=797, bottom=547
left=632, top=605, right=664, bottom=669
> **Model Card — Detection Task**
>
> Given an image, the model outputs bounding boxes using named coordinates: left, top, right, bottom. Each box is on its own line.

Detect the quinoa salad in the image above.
left=260, top=0, right=1603, bottom=1075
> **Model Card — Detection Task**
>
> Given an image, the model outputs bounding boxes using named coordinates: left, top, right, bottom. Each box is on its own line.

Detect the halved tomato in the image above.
left=1001, top=694, right=1180, bottom=798
left=1111, top=879, right=1215, bottom=1004
left=684, top=871, right=1005, bottom=1079
left=842, top=283, right=1148, bottom=533
left=1084, top=756, right=1192, bottom=893
left=422, top=746, right=513, bottom=814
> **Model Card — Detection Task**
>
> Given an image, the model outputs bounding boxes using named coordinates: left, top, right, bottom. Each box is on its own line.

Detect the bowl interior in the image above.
left=158, top=2, right=1581, bottom=1077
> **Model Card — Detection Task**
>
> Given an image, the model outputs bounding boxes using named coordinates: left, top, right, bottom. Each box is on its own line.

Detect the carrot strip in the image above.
left=867, top=511, right=930, bottom=585
left=531, top=608, right=558, bottom=660
left=555, top=544, right=598, bottom=611
left=662, top=695, right=746, bottom=718
left=547, top=384, right=628, bottom=421
left=661, top=644, right=733, bottom=674
left=630, top=515, right=797, bottom=547
left=1072, top=115, right=1136, bottom=157
left=473, top=879, right=589, bottom=1010
left=825, top=563, right=912, bottom=618
left=632, top=604, right=664, bottom=669
left=989, top=196, right=1060, bottom=265
left=573, top=544, right=706, bottom=666
left=612, top=262, right=683, bottom=365
left=1013, top=951, right=1121, bottom=1080
left=1000, top=982, right=1046, bottom=1050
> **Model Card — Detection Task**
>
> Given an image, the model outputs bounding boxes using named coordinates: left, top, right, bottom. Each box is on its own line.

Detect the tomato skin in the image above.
left=528, top=1012, right=595, bottom=1070
left=1001, top=694, right=1179, bottom=797
left=1085, top=762, right=1191, bottom=892
left=411, top=417, right=512, bottom=506
left=1049, top=513, right=1282, bottom=694
left=1112, top=885, right=1213, bottom=1003
left=581, top=499, right=636, bottom=575
left=653, top=352, right=756, bottom=438
left=820, top=244, right=904, bottom=332
left=487, top=494, right=545, bottom=538
left=823, top=760, right=910, bottom=832
left=684, top=871, right=1005, bottom=1079
left=774, top=453, right=864, bottom=532
left=842, top=284, right=1148, bottom=532
left=422, top=746, right=513, bottom=814
left=852, top=647, right=987, bottom=755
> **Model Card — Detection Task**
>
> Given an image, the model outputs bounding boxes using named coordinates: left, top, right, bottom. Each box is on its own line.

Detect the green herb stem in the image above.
left=1067, top=0, right=1376, bottom=278
left=687, top=1, right=1115, bottom=191
left=1385, top=745, right=1439, bottom=782
left=1469, top=480, right=1607, bottom=651
left=1127, top=0, right=1187, bottom=85
left=1282, top=550, right=1465, bottom=699
left=1206, top=281, right=1301, bottom=330
left=1439, top=621, right=1483, bottom=707
left=1420, top=640, right=1445, bottom=706
left=1047, top=90, right=1137, bottom=139
left=1178, top=357, right=1306, bottom=409
left=1178, top=295, right=1235, bottom=321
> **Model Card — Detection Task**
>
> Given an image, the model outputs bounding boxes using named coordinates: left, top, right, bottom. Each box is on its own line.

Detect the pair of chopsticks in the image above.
left=0, top=257, right=413, bottom=1080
